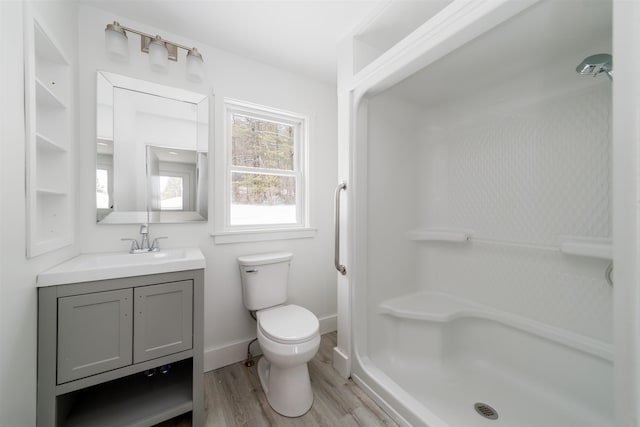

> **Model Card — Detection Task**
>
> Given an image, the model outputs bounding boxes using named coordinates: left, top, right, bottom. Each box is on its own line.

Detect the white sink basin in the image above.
left=37, top=248, right=205, bottom=287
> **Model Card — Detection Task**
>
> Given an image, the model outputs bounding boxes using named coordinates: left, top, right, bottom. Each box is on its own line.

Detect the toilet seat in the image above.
left=259, top=304, right=319, bottom=345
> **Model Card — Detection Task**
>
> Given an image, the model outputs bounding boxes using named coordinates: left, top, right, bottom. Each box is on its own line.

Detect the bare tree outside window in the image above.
left=228, top=110, right=304, bottom=226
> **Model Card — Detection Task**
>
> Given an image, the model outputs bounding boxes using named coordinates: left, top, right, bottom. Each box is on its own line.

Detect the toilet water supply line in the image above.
left=246, top=310, right=258, bottom=367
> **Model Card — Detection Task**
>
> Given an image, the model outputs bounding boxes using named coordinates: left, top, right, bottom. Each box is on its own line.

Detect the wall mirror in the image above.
left=96, top=71, right=208, bottom=224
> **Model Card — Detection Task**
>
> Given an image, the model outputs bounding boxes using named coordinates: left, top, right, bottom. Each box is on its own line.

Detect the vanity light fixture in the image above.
left=105, top=21, right=205, bottom=81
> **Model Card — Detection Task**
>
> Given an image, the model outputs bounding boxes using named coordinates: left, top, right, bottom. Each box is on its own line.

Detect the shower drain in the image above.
left=474, top=402, right=499, bottom=420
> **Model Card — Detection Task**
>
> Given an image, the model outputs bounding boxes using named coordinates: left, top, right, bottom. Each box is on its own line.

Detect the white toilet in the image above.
left=238, top=252, right=320, bottom=417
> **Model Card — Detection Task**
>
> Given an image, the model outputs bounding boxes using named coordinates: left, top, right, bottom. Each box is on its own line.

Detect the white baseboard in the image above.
left=318, top=313, right=337, bottom=335
left=332, top=346, right=350, bottom=379
left=204, top=313, right=337, bottom=372
left=203, top=337, right=258, bottom=372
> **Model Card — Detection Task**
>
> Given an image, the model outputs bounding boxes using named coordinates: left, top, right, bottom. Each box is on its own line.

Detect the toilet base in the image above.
left=257, top=356, right=313, bottom=417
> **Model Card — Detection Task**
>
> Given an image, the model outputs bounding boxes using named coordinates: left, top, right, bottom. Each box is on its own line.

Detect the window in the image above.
left=221, top=99, right=309, bottom=236
left=96, top=169, right=110, bottom=209
left=159, top=176, right=184, bottom=210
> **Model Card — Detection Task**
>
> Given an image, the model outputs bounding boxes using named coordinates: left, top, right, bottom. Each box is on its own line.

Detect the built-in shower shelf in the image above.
left=379, top=291, right=612, bottom=360
left=407, top=229, right=471, bottom=242
left=408, top=230, right=613, bottom=259
left=560, top=237, right=612, bottom=260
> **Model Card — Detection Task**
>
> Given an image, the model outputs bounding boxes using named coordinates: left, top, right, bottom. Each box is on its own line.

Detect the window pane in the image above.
left=96, top=169, right=109, bottom=209
left=231, top=172, right=296, bottom=225
left=160, top=176, right=183, bottom=210
left=231, top=114, right=294, bottom=170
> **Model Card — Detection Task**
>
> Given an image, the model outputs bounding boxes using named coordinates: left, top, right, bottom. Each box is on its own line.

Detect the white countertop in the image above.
left=37, top=247, right=205, bottom=287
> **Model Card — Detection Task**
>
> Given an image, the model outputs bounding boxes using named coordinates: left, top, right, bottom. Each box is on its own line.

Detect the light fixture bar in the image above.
left=106, top=21, right=201, bottom=63
left=141, top=35, right=178, bottom=61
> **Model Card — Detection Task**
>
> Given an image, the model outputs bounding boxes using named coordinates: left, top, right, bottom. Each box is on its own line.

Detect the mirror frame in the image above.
left=96, top=71, right=209, bottom=224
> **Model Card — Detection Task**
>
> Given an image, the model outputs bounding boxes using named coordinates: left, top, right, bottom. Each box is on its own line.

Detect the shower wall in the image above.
left=417, top=82, right=612, bottom=342
left=363, top=80, right=612, bottom=344
left=364, top=94, right=422, bottom=354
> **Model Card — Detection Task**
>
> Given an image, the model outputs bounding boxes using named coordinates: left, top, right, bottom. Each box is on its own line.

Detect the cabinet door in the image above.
left=134, top=280, right=193, bottom=363
left=57, top=289, right=133, bottom=383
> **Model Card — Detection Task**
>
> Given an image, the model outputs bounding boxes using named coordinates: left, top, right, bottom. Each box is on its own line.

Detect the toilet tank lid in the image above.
left=238, top=252, right=293, bottom=266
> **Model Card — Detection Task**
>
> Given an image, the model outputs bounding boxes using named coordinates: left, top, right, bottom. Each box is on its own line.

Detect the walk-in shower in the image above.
left=345, top=1, right=614, bottom=426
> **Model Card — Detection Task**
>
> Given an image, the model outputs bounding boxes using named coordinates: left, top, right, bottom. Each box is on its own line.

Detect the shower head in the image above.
left=576, top=53, right=613, bottom=81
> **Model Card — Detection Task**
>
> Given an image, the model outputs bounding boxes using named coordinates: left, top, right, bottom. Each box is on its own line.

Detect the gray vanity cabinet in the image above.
left=57, top=289, right=133, bottom=383
left=37, top=270, right=204, bottom=427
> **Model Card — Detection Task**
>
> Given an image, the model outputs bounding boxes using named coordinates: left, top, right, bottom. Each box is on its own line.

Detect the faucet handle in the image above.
left=121, top=238, right=140, bottom=253
left=150, top=236, right=168, bottom=252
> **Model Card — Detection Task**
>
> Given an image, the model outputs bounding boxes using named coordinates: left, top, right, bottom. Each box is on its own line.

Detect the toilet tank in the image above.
left=238, top=252, right=293, bottom=311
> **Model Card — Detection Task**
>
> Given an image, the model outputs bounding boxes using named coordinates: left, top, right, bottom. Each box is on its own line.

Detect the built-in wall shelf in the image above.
left=407, top=229, right=471, bottom=242
left=36, top=132, right=67, bottom=152
left=35, top=78, right=67, bottom=109
left=560, top=237, right=612, bottom=260
left=36, top=188, right=68, bottom=196
left=24, top=13, right=74, bottom=257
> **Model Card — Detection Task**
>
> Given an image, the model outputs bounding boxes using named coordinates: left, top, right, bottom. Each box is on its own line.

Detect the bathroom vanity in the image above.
left=36, top=250, right=204, bottom=427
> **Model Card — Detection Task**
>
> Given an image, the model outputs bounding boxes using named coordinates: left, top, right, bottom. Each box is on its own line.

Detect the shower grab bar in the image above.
left=334, top=182, right=347, bottom=275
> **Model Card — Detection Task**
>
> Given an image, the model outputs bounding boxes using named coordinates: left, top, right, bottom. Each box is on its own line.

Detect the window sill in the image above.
left=212, top=227, right=317, bottom=244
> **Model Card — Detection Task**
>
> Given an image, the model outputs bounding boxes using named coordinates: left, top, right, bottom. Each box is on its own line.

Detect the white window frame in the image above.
left=213, top=98, right=314, bottom=243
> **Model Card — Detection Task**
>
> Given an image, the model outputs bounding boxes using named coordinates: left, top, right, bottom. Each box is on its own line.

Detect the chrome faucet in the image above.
left=139, top=223, right=149, bottom=251
left=121, top=238, right=141, bottom=253
left=150, top=236, right=168, bottom=252
left=121, top=224, right=167, bottom=253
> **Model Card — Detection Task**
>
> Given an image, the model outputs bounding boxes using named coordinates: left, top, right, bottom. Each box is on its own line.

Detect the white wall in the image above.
left=76, top=6, right=338, bottom=371
left=0, top=1, right=79, bottom=425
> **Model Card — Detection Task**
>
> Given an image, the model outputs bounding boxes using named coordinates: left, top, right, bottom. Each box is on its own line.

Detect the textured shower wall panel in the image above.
left=424, top=83, right=611, bottom=244
left=418, top=83, right=612, bottom=341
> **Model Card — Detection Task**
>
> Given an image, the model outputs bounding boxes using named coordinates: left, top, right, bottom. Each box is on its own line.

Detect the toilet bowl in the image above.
left=256, top=304, right=320, bottom=417
left=237, top=252, right=320, bottom=417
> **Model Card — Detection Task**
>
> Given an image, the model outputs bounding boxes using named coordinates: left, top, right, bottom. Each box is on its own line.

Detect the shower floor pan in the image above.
left=365, top=292, right=613, bottom=427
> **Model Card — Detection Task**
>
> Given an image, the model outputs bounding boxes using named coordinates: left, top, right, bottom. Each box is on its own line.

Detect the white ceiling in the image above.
left=81, top=0, right=387, bottom=84
left=381, top=0, right=612, bottom=109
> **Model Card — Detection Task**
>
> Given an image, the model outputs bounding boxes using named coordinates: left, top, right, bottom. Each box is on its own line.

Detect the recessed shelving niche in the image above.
left=24, top=16, right=73, bottom=257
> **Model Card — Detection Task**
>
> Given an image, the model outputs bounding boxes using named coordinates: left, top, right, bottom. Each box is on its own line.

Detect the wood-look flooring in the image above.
left=157, top=332, right=399, bottom=427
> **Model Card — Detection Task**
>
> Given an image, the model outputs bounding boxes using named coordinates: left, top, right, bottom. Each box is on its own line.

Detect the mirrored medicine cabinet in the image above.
left=96, top=71, right=209, bottom=224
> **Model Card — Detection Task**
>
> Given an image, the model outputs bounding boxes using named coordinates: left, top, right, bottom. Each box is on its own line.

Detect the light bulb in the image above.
left=148, top=36, right=169, bottom=73
left=105, top=21, right=128, bottom=62
left=186, top=48, right=204, bottom=82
